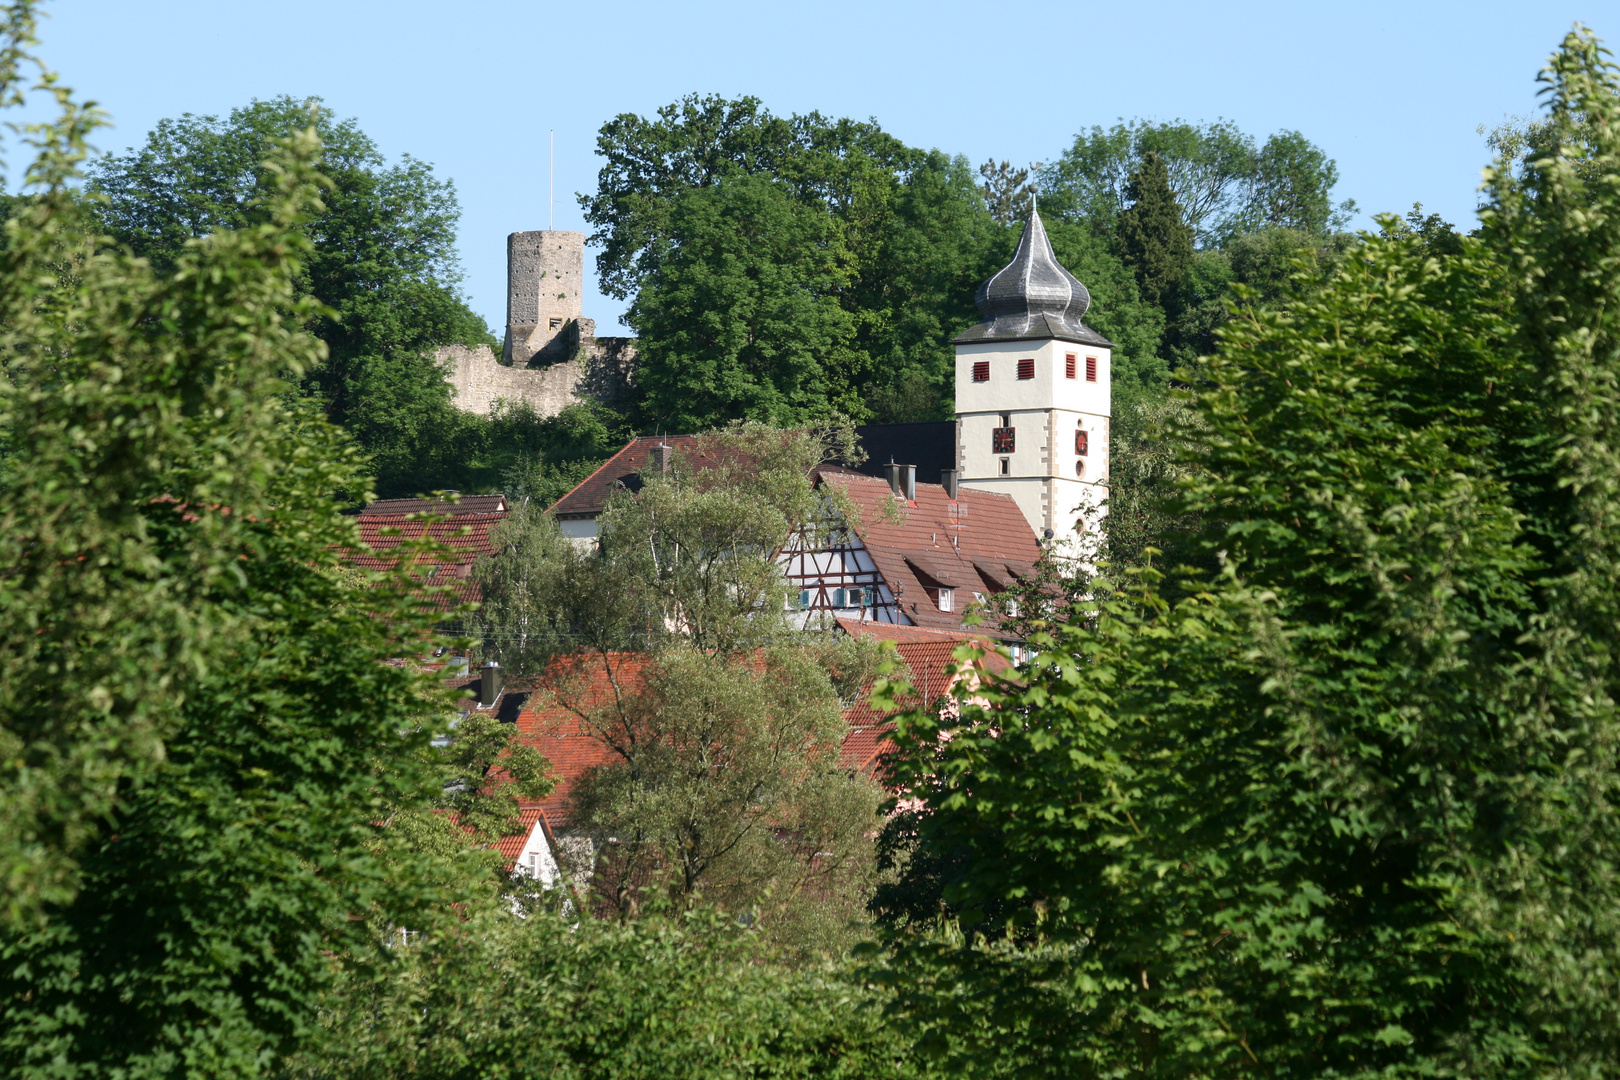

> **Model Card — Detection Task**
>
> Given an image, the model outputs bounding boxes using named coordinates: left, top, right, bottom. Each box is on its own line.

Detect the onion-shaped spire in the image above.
left=953, top=208, right=1111, bottom=346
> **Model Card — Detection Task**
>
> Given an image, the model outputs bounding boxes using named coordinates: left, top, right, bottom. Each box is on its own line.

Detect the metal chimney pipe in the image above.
left=479, top=661, right=503, bottom=707
left=940, top=468, right=959, bottom=500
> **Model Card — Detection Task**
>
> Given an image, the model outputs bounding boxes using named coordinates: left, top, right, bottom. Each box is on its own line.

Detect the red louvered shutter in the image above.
left=972, top=361, right=989, bottom=382
left=1017, top=358, right=1035, bottom=380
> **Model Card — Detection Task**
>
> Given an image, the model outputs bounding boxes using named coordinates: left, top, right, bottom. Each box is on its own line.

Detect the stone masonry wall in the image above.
left=440, top=328, right=636, bottom=417
left=506, top=230, right=585, bottom=366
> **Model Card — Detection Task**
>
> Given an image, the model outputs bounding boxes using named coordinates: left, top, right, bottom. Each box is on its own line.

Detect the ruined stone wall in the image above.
left=440, top=329, right=636, bottom=417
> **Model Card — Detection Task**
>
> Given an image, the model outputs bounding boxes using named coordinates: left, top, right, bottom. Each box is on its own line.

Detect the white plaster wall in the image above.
left=953, top=338, right=1112, bottom=537
left=513, top=819, right=561, bottom=888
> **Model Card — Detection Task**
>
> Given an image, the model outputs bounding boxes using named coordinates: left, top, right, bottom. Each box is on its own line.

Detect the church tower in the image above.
left=952, top=209, right=1112, bottom=541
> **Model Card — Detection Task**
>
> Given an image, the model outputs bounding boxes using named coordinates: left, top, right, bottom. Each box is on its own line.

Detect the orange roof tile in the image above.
left=340, top=511, right=508, bottom=608
left=546, top=435, right=708, bottom=518
left=819, top=469, right=1041, bottom=634
left=364, top=494, right=510, bottom=516
left=836, top=634, right=1011, bottom=781
left=491, top=804, right=551, bottom=868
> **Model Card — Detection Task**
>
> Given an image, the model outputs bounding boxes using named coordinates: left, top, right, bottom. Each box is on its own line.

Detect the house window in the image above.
left=549, top=317, right=564, bottom=331
left=972, top=361, right=989, bottom=382
left=937, top=588, right=954, bottom=612
left=1000, top=457, right=1011, bottom=475
left=1085, top=356, right=1098, bottom=381
left=1017, top=358, right=1035, bottom=380
left=1065, top=354, right=1077, bottom=379
left=1075, top=429, right=1088, bottom=456
left=1075, top=459, right=1085, bottom=478
left=992, top=427, right=1016, bottom=453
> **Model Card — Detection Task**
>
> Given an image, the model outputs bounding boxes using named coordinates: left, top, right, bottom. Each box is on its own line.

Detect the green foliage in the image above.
left=1160, top=227, right=1352, bottom=368
left=979, top=158, right=1038, bottom=225
left=628, top=174, right=862, bottom=429
left=1043, top=220, right=1167, bottom=389
left=1115, top=151, right=1195, bottom=308
left=583, top=94, right=1002, bottom=426
left=874, top=28, right=1620, bottom=1077
left=0, top=9, right=456, bottom=1072
left=470, top=497, right=577, bottom=673
left=1042, top=117, right=1355, bottom=245
left=477, top=422, right=863, bottom=661
left=474, top=424, right=886, bottom=945
left=565, top=643, right=885, bottom=941
left=85, top=95, right=495, bottom=497
left=292, top=905, right=929, bottom=1079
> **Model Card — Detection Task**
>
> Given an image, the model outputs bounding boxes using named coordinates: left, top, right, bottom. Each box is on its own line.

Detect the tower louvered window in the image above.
left=1085, top=356, right=1098, bottom=381
left=1065, top=354, right=1077, bottom=379
left=972, top=361, right=989, bottom=382
left=1017, top=358, right=1035, bottom=380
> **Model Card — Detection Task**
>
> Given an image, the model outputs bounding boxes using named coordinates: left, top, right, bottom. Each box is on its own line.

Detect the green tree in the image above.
left=582, top=94, right=1002, bottom=426
left=979, top=158, right=1038, bottom=224
left=1161, top=227, right=1353, bottom=367
left=474, top=424, right=888, bottom=943
left=86, top=95, right=494, bottom=496
left=1114, top=151, right=1195, bottom=307
left=1042, top=118, right=1354, bottom=245
left=0, top=8, right=461, bottom=1071
left=628, top=175, right=861, bottom=430
left=876, top=27, right=1620, bottom=1078
left=294, top=904, right=928, bottom=1079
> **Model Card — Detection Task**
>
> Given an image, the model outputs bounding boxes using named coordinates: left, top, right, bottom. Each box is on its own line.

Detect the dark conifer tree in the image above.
left=1115, top=150, right=1195, bottom=307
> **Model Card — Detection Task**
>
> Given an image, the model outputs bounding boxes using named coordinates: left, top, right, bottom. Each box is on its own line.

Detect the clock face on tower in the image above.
left=992, top=427, right=1016, bottom=454
left=1075, top=429, right=1088, bottom=456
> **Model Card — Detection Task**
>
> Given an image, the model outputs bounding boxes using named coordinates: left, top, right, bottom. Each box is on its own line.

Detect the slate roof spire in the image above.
left=952, top=208, right=1112, bottom=347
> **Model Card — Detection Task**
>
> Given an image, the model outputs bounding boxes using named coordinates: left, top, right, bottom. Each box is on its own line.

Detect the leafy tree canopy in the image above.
left=582, top=94, right=1005, bottom=426
left=0, top=8, right=464, bottom=1071
left=86, top=95, right=495, bottom=496
left=875, top=27, right=1620, bottom=1078
left=1041, top=117, right=1357, bottom=245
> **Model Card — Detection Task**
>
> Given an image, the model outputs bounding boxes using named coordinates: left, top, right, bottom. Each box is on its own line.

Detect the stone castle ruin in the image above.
left=437, top=230, right=636, bottom=416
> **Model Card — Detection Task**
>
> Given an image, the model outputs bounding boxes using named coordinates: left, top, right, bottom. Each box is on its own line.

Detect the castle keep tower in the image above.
left=505, top=230, right=586, bottom=366
left=952, top=209, right=1112, bottom=539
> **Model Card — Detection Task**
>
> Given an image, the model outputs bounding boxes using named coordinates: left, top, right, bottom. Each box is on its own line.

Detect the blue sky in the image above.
left=20, top=0, right=1618, bottom=335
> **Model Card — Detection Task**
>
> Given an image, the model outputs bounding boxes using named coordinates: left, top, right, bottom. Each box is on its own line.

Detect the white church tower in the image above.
left=953, top=208, right=1112, bottom=542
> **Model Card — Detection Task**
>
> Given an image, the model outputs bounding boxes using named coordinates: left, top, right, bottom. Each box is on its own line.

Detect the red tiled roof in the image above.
left=820, top=468, right=1041, bottom=634
left=835, top=630, right=1012, bottom=780
left=341, top=511, right=508, bottom=608
left=491, top=804, right=551, bottom=868
left=503, top=642, right=1008, bottom=819
left=509, top=653, right=649, bottom=820
left=546, top=435, right=707, bottom=518
left=364, top=494, right=510, bottom=516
